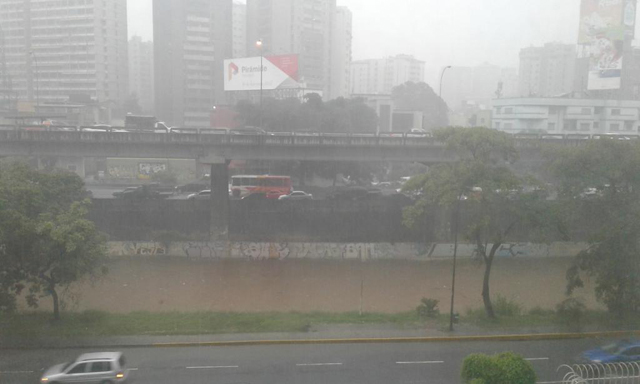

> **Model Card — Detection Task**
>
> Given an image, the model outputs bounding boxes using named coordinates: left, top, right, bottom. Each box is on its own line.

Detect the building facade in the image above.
left=329, top=6, right=352, bottom=99
left=246, top=0, right=336, bottom=97
left=0, top=0, right=128, bottom=111
left=492, top=97, right=640, bottom=135
left=518, top=43, right=576, bottom=97
left=128, top=36, right=154, bottom=114
left=350, top=55, right=425, bottom=95
left=441, top=64, right=518, bottom=111
left=154, top=0, right=232, bottom=127
left=232, top=0, right=247, bottom=59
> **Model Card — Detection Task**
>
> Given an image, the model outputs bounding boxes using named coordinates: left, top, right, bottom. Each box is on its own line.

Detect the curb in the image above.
left=4, top=330, right=639, bottom=350
left=151, top=330, right=640, bottom=348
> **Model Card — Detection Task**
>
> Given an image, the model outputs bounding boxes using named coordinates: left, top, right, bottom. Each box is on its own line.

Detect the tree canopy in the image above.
left=234, top=95, right=378, bottom=134
left=403, top=127, right=551, bottom=318
left=548, top=139, right=640, bottom=317
left=391, top=81, right=449, bottom=130
left=0, top=162, right=107, bottom=320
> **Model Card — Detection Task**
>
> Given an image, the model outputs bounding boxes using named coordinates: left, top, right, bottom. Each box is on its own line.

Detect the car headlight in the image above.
left=41, top=378, right=49, bottom=382
left=592, top=359, right=602, bottom=364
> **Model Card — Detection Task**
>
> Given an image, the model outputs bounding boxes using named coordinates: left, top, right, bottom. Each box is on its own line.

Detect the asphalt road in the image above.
left=0, top=338, right=612, bottom=384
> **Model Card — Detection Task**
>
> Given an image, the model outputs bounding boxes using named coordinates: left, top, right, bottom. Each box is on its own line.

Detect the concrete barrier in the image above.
left=107, top=241, right=588, bottom=261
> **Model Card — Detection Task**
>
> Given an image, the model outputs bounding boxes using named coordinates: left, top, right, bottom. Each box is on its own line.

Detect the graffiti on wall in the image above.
left=108, top=241, right=588, bottom=260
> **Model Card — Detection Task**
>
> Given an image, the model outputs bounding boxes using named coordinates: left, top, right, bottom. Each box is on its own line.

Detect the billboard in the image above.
left=578, top=0, right=634, bottom=90
left=224, top=55, right=300, bottom=91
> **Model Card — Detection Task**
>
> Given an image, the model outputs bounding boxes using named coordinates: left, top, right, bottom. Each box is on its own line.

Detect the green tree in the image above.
left=461, top=352, right=536, bottom=384
left=391, top=81, right=449, bottom=130
left=403, top=127, right=549, bottom=318
left=548, top=139, right=640, bottom=317
left=0, top=162, right=107, bottom=320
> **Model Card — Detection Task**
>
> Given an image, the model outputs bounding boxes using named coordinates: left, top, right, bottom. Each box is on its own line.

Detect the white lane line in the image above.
left=0, top=371, right=35, bottom=374
left=186, top=365, right=239, bottom=369
left=537, top=381, right=564, bottom=384
left=296, top=363, right=343, bottom=367
left=128, top=368, right=139, bottom=371
left=396, top=361, right=444, bottom=365
left=525, top=357, right=550, bottom=361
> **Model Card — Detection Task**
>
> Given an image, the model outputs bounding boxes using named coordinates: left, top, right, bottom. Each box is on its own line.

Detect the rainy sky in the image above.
left=127, top=0, right=640, bottom=84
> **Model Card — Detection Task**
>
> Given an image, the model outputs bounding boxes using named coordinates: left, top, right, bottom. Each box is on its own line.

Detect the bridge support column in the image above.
left=210, top=160, right=230, bottom=240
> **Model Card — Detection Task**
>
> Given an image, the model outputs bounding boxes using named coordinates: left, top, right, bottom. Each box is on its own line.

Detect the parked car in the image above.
left=187, top=190, right=211, bottom=200
left=580, top=339, right=640, bottom=364
left=278, top=191, right=314, bottom=201
left=113, top=186, right=161, bottom=199
left=241, top=192, right=267, bottom=202
left=175, top=179, right=210, bottom=194
left=40, top=351, right=129, bottom=383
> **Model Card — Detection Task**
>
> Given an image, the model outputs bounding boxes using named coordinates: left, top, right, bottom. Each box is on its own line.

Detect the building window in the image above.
left=494, top=122, right=501, bottom=129
left=610, top=123, right=621, bottom=131
left=611, top=109, right=621, bottom=116
left=593, top=122, right=600, bottom=130
left=564, top=120, right=577, bottom=131
left=581, top=108, right=591, bottom=115
left=495, top=107, right=501, bottom=114
left=579, top=122, right=591, bottom=131
left=594, top=107, right=604, bottom=115
left=547, top=122, right=556, bottom=131
left=624, top=121, right=634, bottom=131
left=504, top=122, right=513, bottom=130
left=504, top=107, right=513, bottom=114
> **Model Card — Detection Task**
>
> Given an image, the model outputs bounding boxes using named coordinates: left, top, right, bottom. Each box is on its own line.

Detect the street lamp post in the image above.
left=439, top=65, right=451, bottom=100
left=256, top=39, right=263, bottom=129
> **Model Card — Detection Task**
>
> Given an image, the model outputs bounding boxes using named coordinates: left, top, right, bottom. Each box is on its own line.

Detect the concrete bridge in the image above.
left=0, top=130, right=568, bottom=164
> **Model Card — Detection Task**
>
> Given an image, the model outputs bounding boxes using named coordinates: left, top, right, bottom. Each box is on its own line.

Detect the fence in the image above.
left=559, top=362, right=640, bottom=383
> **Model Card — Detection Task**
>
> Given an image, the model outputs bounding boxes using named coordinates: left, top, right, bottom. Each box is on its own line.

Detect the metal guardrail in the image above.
left=0, top=125, right=637, bottom=148
left=559, top=362, right=640, bottom=383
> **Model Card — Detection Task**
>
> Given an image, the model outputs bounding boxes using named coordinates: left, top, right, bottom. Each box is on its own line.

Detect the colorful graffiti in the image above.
left=108, top=241, right=588, bottom=261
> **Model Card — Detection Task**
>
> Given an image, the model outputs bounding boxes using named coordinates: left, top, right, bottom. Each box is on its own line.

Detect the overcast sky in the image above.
left=127, top=0, right=637, bottom=84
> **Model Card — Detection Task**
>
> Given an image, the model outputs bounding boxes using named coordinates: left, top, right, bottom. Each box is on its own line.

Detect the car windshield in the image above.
left=5, top=1, right=640, bottom=384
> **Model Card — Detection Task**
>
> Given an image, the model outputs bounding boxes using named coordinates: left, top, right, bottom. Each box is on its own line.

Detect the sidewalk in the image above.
left=2, top=323, right=637, bottom=350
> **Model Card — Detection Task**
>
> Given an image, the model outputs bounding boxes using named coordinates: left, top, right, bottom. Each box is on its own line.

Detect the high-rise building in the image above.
left=350, top=55, right=425, bottom=95
left=329, top=6, right=352, bottom=99
left=0, top=0, right=128, bottom=109
left=518, top=43, right=576, bottom=97
left=128, top=36, right=154, bottom=114
left=441, top=64, right=518, bottom=110
left=154, top=0, right=232, bottom=128
left=232, top=1, right=247, bottom=59
left=246, top=0, right=336, bottom=97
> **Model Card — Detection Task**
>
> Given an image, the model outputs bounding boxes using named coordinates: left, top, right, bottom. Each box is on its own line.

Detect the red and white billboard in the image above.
left=224, top=55, right=300, bottom=91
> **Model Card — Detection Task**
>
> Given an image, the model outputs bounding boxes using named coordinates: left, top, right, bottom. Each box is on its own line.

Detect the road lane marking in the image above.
left=186, top=365, right=239, bottom=369
left=296, top=363, right=343, bottom=367
left=396, top=361, right=444, bottom=364
left=0, top=371, right=34, bottom=374
left=128, top=368, right=139, bottom=371
left=525, top=357, right=550, bottom=361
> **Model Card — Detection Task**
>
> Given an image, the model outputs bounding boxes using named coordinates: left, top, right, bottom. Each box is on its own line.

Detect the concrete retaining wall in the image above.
left=107, top=241, right=588, bottom=261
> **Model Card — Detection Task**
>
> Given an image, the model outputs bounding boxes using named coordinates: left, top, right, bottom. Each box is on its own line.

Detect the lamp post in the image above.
left=439, top=65, right=451, bottom=100
left=256, top=39, right=263, bottom=129
left=30, top=51, right=40, bottom=109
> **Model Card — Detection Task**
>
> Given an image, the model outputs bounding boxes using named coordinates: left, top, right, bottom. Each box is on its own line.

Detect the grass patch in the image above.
left=0, top=310, right=421, bottom=339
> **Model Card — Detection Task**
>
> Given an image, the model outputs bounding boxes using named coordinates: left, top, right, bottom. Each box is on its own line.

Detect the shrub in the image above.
left=416, top=298, right=440, bottom=319
left=493, top=295, right=522, bottom=317
left=556, top=298, right=586, bottom=328
left=461, top=352, right=536, bottom=384
left=494, top=352, right=536, bottom=384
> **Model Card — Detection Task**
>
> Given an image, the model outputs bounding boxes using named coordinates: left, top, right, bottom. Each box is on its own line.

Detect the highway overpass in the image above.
left=0, top=130, right=566, bottom=164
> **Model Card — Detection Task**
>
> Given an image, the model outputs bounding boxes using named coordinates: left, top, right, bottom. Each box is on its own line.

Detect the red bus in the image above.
left=231, top=175, right=292, bottom=199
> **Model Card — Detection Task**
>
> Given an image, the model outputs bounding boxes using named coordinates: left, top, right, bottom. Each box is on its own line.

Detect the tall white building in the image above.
left=518, top=43, right=576, bottom=97
left=350, top=55, right=425, bottom=95
left=247, top=0, right=336, bottom=97
left=128, top=36, right=154, bottom=114
left=329, top=6, right=352, bottom=99
left=0, top=0, right=128, bottom=109
left=154, top=0, right=232, bottom=127
left=232, top=1, right=247, bottom=58
left=441, top=64, right=518, bottom=111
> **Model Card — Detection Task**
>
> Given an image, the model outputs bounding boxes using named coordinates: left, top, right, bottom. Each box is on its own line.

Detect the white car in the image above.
left=278, top=191, right=313, bottom=201
left=187, top=190, right=211, bottom=200
left=41, top=352, right=128, bottom=383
